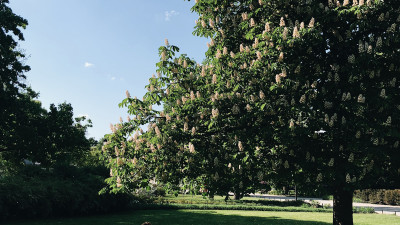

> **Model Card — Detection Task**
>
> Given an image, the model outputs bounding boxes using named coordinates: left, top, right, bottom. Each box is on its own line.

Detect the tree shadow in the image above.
left=5, top=209, right=332, bottom=225
left=128, top=210, right=332, bottom=225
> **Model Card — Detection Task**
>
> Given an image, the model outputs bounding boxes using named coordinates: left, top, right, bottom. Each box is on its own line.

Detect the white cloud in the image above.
left=84, top=62, right=94, bottom=68
left=109, top=74, right=124, bottom=81
left=165, top=10, right=179, bottom=21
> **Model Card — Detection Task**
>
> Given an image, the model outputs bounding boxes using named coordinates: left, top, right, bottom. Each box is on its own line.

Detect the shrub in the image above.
left=157, top=195, right=307, bottom=208
left=384, top=190, right=400, bottom=205
left=354, top=189, right=400, bottom=206
left=0, top=165, right=132, bottom=221
left=354, top=190, right=370, bottom=202
left=309, top=200, right=321, bottom=208
left=153, top=187, right=166, bottom=197
left=353, top=207, right=375, bottom=214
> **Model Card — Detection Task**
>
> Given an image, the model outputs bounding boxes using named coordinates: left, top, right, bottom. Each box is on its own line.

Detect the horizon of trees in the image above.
left=0, top=0, right=95, bottom=171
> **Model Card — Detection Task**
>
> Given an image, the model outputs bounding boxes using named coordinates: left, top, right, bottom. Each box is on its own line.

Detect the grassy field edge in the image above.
left=132, top=203, right=333, bottom=212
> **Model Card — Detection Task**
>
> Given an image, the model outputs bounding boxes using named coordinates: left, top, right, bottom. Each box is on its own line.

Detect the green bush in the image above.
left=153, top=187, right=166, bottom=197
left=268, top=187, right=330, bottom=198
left=353, top=207, right=375, bottom=214
left=0, top=165, right=132, bottom=221
left=159, top=197, right=305, bottom=207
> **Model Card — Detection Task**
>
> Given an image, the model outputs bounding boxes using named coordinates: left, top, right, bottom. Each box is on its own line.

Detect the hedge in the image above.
left=354, top=189, right=400, bottom=205
left=0, top=165, right=132, bottom=220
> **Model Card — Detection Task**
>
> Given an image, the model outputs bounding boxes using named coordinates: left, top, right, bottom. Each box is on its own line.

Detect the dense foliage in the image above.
left=1, top=100, right=94, bottom=169
left=0, top=165, right=132, bottom=220
left=0, top=1, right=132, bottom=221
left=0, top=0, right=30, bottom=156
left=0, top=0, right=94, bottom=169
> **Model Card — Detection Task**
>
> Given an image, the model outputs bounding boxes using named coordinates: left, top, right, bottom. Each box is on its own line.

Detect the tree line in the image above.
left=0, top=0, right=93, bottom=171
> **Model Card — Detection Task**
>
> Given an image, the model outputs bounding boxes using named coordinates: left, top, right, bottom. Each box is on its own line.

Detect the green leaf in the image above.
left=208, top=121, right=214, bottom=129
left=245, top=32, right=254, bottom=40
left=261, top=103, right=267, bottom=110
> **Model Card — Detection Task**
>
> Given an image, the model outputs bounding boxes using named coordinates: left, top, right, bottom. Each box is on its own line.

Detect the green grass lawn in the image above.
left=4, top=210, right=399, bottom=225
left=164, top=194, right=261, bottom=201
left=161, top=194, right=306, bottom=206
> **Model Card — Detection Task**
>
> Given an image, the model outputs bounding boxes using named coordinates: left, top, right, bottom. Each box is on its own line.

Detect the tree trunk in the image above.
left=283, top=186, right=289, bottom=195
left=209, top=192, right=214, bottom=200
left=295, top=185, right=298, bottom=201
left=333, top=187, right=353, bottom=225
left=234, top=192, right=242, bottom=200
left=225, top=194, right=229, bottom=201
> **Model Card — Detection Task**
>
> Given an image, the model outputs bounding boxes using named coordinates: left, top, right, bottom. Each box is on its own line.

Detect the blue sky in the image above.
left=9, top=0, right=208, bottom=140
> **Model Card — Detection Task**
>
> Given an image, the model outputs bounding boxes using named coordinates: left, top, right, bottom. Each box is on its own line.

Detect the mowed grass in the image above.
left=161, top=194, right=305, bottom=206
left=164, top=194, right=263, bottom=201
left=4, top=210, right=399, bottom=225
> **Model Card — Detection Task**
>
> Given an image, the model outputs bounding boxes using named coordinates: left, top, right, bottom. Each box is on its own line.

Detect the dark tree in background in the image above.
left=0, top=1, right=134, bottom=221
left=0, top=0, right=30, bottom=157
left=0, top=0, right=93, bottom=169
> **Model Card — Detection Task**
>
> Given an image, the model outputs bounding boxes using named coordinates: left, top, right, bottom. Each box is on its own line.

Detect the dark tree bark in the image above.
left=283, top=186, right=289, bottom=195
left=234, top=192, right=243, bottom=200
left=208, top=192, right=214, bottom=200
left=333, top=187, right=353, bottom=225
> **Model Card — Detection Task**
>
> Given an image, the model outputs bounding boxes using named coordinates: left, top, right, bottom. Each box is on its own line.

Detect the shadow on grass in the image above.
left=4, top=209, right=331, bottom=225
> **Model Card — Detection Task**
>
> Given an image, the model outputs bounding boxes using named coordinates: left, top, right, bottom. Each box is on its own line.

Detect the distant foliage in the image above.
left=0, top=1, right=94, bottom=170
left=354, top=189, right=400, bottom=205
left=0, top=165, right=132, bottom=220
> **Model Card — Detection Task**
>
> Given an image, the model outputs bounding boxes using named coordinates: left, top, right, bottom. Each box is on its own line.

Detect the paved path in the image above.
left=248, top=194, right=400, bottom=216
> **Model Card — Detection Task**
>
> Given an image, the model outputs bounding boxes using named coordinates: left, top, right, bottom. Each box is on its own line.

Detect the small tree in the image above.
left=32, top=103, right=93, bottom=168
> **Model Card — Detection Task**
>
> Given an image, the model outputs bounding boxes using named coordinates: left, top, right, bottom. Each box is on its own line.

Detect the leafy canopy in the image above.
left=102, top=0, right=400, bottom=203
